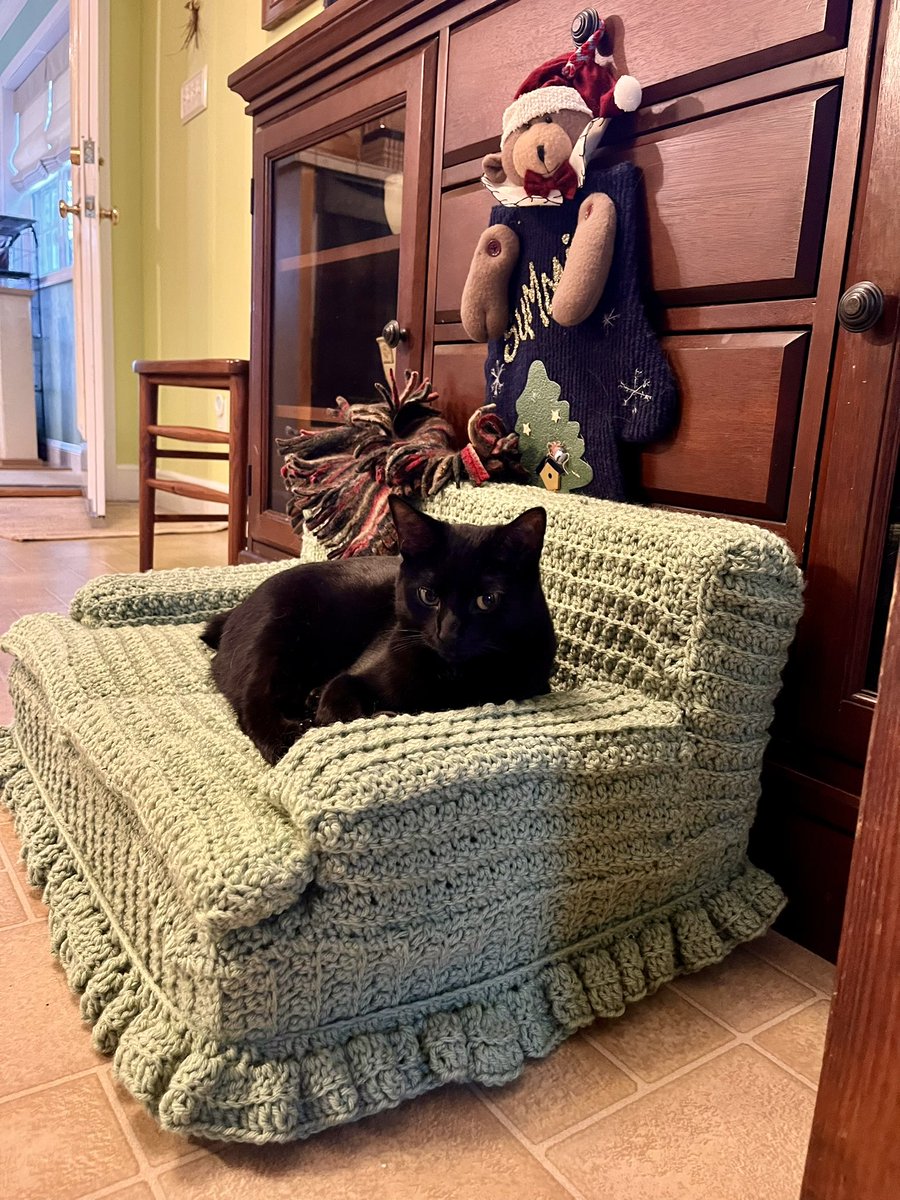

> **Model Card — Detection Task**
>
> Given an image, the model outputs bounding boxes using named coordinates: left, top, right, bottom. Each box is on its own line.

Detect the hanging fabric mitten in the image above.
left=461, top=13, right=678, bottom=501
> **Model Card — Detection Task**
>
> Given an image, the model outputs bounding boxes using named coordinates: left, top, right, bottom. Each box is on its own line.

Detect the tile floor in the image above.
left=0, top=529, right=835, bottom=1200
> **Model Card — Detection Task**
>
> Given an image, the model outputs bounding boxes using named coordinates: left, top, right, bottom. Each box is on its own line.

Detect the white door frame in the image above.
left=0, top=0, right=114, bottom=514
left=70, top=0, right=114, bottom=517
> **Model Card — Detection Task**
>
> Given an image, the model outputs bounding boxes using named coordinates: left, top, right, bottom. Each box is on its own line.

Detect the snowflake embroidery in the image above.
left=602, top=308, right=619, bottom=335
left=619, top=368, right=652, bottom=414
left=489, top=362, right=505, bottom=397
left=550, top=408, right=561, bottom=423
left=522, top=422, right=532, bottom=437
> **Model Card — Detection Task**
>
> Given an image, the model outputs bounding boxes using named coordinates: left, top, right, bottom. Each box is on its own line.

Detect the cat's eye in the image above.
left=476, top=593, right=499, bottom=612
left=543, top=115, right=553, bottom=123
left=417, top=586, right=440, bottom=607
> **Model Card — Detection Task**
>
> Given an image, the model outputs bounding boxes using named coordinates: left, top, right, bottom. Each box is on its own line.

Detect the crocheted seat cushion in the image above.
left=0, top=484, right=803, bottom=1143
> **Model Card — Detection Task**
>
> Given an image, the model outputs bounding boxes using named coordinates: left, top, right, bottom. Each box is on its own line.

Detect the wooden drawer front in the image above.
left=435, top=182, right=493, bottom=322
left=445, top=0, right=847, bottom=162
left=623, top=88, right=838, bottom=303
left=434, top=333, right=807, bottom=521
left=432, top=342, right=488, bottom=446
left=641, top=331, right=808, bottom=518
left=434, top=87, right=837, bottom=322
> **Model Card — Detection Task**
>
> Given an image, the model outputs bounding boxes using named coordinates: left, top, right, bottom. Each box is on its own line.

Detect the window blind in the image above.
left=9, top=35, right=70, bottom=192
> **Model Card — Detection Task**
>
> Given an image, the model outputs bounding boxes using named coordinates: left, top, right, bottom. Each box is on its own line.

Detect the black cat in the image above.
left=202, top=496, right=556, bottom=764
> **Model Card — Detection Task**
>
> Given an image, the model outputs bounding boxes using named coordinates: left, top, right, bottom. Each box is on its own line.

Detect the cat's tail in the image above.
left=200, top=611, right=229, bottom=650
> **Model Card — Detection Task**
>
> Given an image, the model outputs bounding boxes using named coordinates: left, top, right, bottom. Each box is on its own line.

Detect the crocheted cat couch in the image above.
left=0, top=484, right=802, bottom=1144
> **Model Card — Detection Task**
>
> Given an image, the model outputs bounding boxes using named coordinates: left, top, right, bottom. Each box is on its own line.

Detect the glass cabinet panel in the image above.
left=267, top=110, right=406, bottom=513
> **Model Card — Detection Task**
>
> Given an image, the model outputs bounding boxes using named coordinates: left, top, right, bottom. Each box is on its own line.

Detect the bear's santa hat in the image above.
left=500, top=21, right=641, bottom=146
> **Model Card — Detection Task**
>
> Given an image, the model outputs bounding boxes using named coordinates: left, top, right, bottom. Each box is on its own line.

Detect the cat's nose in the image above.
left=437, top=612, right=462, bottom=655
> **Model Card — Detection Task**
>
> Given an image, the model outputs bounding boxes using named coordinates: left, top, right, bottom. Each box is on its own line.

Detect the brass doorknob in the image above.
left=58, top=199, right=81, bottom=219
left=99, top=206, right=119, bottom=225
left=838, top=281, right=884, bottom=332
left=381, top=319, right=408, bottom=349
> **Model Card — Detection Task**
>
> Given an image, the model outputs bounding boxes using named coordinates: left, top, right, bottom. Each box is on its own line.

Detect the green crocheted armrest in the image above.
left=262, top=686, right=689, bottom=935
left=69, top=560, right=294, bottom=628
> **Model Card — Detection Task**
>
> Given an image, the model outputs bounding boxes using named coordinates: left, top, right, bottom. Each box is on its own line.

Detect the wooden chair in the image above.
left=133, top=359, right=249, bottom=571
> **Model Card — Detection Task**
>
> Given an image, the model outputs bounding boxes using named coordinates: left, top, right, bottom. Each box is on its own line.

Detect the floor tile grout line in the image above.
left=748, top=1039, right=819, bottom=1091
left=96, top=1066, right=170, bottom=1199
left=75, top=1174, right=149, bottom=1200
left=0, top=914, right=34, bottom=930
left=0, top=824, right=44, bottom=918
left=745, top=945, right=836, bottom=998
left=666, top=982, right=823, bottom=1039
left=539, top=1037, right=744, bottom=1151
left=580, top=1027, right=660, bottom=1089
left=468, top=1083, right=591, bottom=1200
left=0, top=1063, right=108, bottom=1106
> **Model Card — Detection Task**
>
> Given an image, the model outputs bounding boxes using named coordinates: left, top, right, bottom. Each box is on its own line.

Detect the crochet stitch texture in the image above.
left=0, top=484, right=802, bottom=1142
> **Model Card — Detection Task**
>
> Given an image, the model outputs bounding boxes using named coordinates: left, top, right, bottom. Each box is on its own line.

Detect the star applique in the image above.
left=550, top=408, right=561, bottom=423
left=522, top=422, right=532, bottom=437
left=602, top=308, right=619, bottom=334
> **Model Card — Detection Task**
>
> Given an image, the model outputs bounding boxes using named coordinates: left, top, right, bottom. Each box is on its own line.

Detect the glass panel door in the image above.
left=267, top=110, right=405, bottom=513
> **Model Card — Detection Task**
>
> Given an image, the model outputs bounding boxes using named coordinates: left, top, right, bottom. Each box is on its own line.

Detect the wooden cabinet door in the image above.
left=786, top=0, right=900, bottom=769
left=248, top=45, right=436, bottom=555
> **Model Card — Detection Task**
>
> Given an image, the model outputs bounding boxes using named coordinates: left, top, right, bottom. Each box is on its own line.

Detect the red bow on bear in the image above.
left=523, top=161, right=579, bottom=200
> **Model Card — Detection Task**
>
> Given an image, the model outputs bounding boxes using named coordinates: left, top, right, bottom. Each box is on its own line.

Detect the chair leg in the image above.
left=227, top=373, right=249, bottom=566
left=138, top=378, right=158, bottom=572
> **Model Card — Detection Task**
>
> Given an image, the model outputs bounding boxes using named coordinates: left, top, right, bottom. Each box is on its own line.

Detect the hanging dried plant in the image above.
left=181, top=1, right=201, bottom=51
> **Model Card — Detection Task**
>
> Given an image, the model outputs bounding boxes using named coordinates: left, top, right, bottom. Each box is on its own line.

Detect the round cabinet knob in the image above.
left=381, top=319, right=408, bottom=349
left=838, top=281, right=884, bottom=333
left=571, top=8, right=603, bottom=45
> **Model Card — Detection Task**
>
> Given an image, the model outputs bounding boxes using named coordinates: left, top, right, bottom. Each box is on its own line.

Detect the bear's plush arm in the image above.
left=460, top=223, right=521, bottom=342
left=552, top=193, right=616, bottom=327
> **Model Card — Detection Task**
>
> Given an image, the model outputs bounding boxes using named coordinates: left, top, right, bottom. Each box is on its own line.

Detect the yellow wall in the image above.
left=109, top=0, right=322, bottom=478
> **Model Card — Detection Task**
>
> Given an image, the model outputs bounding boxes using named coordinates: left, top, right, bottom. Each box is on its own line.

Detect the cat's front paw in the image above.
left=314, top=674, right=371, bottom=726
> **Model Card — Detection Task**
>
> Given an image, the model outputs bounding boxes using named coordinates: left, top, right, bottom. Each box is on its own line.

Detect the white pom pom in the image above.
left=613, top=75, right=642, bottom=112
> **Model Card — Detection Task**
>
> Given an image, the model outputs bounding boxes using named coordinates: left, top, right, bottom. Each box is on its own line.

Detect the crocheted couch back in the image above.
left=412, top=486, right=803, bottom=742
left=300, top=483, right=801, bottom=744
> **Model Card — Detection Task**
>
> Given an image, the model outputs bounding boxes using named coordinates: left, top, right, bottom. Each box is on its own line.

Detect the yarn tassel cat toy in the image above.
left=278, top=371, right=525, bottom=558
left=461, top=9, right=678, bottom=499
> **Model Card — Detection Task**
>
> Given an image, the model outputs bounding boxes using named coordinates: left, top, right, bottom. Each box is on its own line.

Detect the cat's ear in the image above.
left=500, top=507, right=547, bottom=561
left=388, top=495, right=444, bottom=559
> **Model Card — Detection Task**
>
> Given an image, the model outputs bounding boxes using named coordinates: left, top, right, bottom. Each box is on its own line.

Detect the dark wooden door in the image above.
left=800, top=552, right=900, bottom=1200
left=786, top=1, right=900, bottom=771
left=247, top=44, right=436, bottom=556
left=753, top=0, right=900, bottom=958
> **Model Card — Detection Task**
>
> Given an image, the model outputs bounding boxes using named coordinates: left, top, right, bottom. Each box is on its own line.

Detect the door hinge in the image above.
left=249, top=178, right=254, bottom=215
left=247, top=463, right=252, bottom=497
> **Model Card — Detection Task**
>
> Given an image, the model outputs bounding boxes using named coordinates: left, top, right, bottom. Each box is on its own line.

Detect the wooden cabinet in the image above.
left=244, top=44, right=436, bottom=554
left=230, top=0, right=897, bottom=958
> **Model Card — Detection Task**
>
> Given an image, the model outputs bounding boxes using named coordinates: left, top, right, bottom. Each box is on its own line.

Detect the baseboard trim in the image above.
left=109, top=464, right=229, bottom=515
left=46, top=440, right=86, bottom=470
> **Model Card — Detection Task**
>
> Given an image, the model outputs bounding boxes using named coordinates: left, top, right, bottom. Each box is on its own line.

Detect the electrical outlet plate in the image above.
left=180, top=66, right=208, bottom=124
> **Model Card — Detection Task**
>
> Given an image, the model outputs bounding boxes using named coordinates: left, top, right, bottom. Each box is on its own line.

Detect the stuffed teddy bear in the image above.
left=461, top=12, right=678, bottom=499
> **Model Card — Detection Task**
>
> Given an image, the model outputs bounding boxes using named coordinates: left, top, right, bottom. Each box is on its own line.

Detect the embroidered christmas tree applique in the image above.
left=514, top=360, right=594, bottom=493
